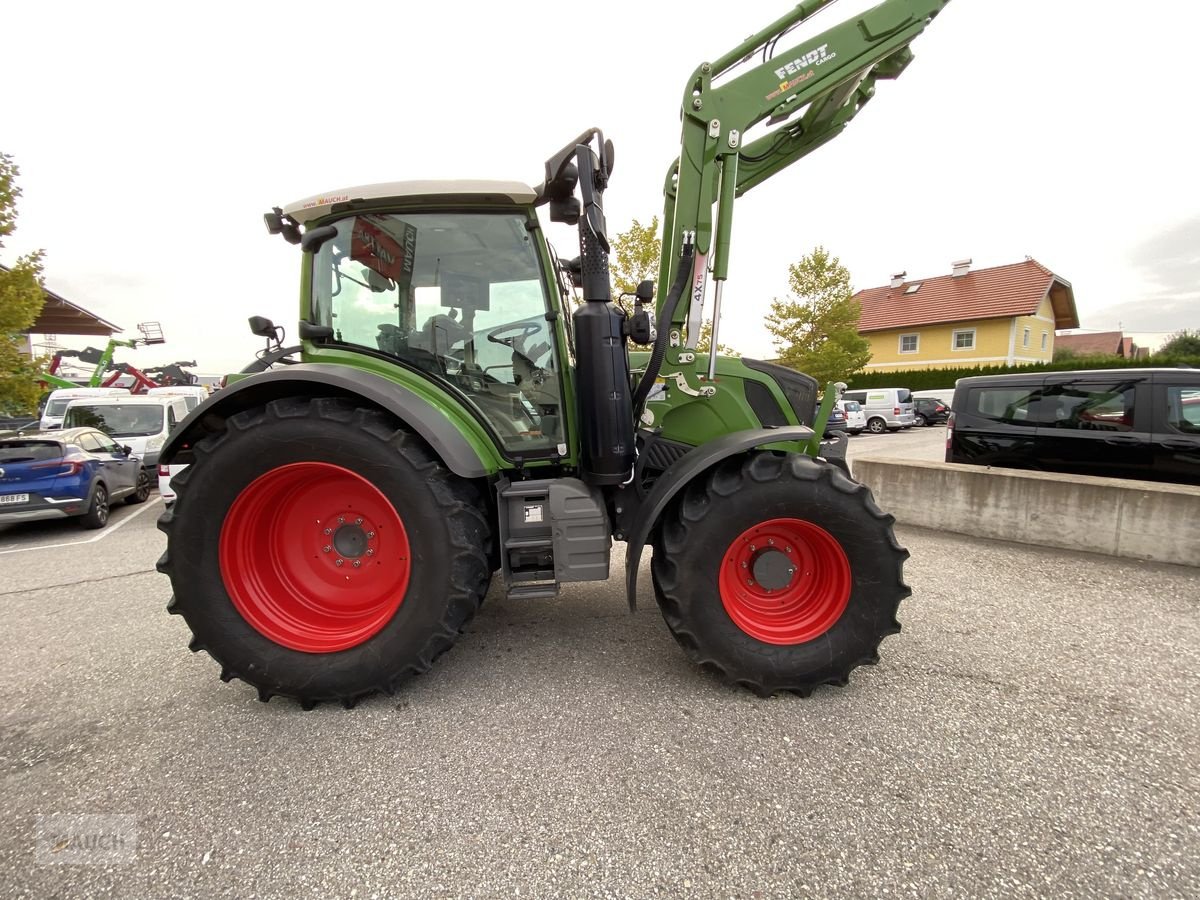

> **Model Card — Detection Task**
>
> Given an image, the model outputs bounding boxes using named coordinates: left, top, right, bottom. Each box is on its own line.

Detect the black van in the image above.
left=946, top=368, right=1200, bottom=485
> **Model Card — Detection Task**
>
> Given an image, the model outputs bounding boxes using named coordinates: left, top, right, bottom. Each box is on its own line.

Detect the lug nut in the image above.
left=322, top=545, right=331, bottom=553
left=323, top=527, right=331, bottom=535
left=355, top=517, right=363, bottom=525
left=337, top=516, right=345, bottom=524
left=335, top=559, right=344, bottom=567
left=366, top=531, right=375, bottom=539
left=767, top=538, right=775, bottom=546
left=352, top=560, right=361, bottom=568
left=366, top=549, right=375, bottom=557
left=740, top=561, right=747, bottom=569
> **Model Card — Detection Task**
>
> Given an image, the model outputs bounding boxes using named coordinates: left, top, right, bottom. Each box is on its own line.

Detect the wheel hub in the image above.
left=333, top=522, right=368, bottom=558
left=751, top=548, right=796, bottom=591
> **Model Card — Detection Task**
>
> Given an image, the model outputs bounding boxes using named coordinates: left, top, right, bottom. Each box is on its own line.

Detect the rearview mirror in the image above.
left=122, top=445, right=133, bottom=456
left=248, top=316, right=277, bottom=338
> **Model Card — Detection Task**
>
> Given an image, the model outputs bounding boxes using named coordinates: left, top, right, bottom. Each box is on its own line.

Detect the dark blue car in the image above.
left=0, top=427, right=150, bottom=529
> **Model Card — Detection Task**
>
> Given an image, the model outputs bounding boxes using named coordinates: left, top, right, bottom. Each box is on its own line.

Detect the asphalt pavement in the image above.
left=0, top=465, right=1197, bottom=898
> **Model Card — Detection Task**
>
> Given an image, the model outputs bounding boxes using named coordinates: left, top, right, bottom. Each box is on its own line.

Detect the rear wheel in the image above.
left=156, top=397, right=492, bottom=708
left=651, top=452, right=908, bottom=696
left=866, top=417, right=887, bottom=434
left=125, top=469, right=151, bottom=504
left=80, top=484, right=109, bottom=529
left=913, top=413, right=927, bottom=427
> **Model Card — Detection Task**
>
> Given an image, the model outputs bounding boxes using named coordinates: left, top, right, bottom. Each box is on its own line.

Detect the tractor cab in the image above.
left=279, top=183, right=569, bottom=456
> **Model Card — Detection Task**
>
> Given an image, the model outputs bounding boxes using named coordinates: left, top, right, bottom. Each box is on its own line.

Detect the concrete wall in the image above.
left=853, top=457, right=1200, bottom=568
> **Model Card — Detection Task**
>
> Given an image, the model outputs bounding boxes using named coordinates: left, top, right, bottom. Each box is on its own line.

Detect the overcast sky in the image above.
left=3, top=0, right=1198, bottom=375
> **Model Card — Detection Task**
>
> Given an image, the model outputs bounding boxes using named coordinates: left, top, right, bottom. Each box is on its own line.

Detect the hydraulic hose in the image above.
left=632, top=242, right=696, bottom=415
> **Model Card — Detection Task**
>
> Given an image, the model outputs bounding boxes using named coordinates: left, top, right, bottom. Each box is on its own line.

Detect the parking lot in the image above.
left=1, top=445, right=1197, bottom=898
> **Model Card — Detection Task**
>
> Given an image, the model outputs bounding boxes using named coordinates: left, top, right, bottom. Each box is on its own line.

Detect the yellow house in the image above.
left=853, top=258, right=1079, bottom=373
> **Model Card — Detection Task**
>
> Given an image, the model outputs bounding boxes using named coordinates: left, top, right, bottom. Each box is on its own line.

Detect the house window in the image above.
left=1023, top=327, right=1031, bottom=348
left=1041, top=331, right=1048, bottom=351
left=952, top=329, right=976, bottom=351
left=899, top=333, right=919, bottom=354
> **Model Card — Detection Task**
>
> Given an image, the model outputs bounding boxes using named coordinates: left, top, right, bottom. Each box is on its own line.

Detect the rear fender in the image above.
left=623, top=426, right=813, bottom=611
left=160, top=364, right=496, bottom=478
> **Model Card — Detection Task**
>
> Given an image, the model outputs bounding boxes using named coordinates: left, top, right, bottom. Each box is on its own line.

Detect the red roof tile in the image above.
left=1054, top=331, right=1124, bottom=356
left=854, top=259, right=1075, bottom=333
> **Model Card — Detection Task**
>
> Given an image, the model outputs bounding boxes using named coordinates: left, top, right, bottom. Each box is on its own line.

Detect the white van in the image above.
left=39, top=387, right=131, bottom=430
left=840, top=387, right=916, bottom=434
left=61, top=395, right=190, bottom=471
left=146, top=385, right=209, bottom=412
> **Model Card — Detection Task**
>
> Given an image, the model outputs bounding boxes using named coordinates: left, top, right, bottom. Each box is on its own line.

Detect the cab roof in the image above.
left=282, top=180, right=538, bottom=225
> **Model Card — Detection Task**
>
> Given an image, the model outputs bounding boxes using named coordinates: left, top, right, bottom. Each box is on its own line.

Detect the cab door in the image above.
left=1152, top=374, right=1200, bottom=485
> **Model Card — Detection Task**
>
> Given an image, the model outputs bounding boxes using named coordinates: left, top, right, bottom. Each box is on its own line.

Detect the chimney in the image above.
left=951, top=258, right=972, bottom=277
left=890, top=271, right=906, bottom=289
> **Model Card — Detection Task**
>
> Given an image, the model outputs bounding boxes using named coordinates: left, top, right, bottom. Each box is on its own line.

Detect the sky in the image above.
left=3, top=0, right=1199, bottom=377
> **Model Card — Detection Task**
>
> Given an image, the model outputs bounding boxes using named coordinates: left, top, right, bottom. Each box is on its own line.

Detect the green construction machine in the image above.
left=157, top=0, right=950, bottom=707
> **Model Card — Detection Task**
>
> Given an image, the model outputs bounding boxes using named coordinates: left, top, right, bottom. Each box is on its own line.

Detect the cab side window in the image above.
left=968, top=388, right=1040, bottom=426
left=1166, top=388, right=1200, bottom=434
left=1042, top=384, right=1135, bottom=432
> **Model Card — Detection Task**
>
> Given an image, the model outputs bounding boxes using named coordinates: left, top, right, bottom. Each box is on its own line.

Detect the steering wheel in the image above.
left=487, top=321, right=542, bottom=348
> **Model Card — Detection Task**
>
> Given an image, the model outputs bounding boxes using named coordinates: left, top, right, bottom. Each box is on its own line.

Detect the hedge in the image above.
left=843, top=355, right=1200, bottom=391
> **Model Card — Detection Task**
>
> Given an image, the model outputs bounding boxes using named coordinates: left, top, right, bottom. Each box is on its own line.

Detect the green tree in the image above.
left=1158, top=328, right=1200, bottom=357
left=607, top=215, right=740, bottom=355
left=609, top=216, right=660, bottom=298
left=765, top=246, right=870, bottom=386
left=0, top=153, right=46, bottom=415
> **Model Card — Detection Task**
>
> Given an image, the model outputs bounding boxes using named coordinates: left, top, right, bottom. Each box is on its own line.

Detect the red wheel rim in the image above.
left=718, top=517, right=851, bottom=645
left=219, top=462, right=411, bottom=653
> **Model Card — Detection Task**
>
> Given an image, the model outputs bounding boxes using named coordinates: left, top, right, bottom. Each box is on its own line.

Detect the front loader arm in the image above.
left=657, top=0, right=949, bottom=348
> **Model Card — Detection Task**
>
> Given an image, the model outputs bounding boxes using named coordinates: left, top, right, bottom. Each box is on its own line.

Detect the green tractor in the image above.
left=157, top=0, right=949, bottom=707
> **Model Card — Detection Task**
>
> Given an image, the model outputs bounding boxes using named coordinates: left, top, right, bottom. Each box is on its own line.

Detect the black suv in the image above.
left=946, top=368, right=1200, bottom=485
left=912, top=397, right=950, bottom=427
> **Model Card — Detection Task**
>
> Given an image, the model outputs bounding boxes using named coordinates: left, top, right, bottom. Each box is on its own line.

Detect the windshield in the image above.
left=310, top=211, right=563, bottom=454
left=65, top=404, right=164, bottom=438
left=47, top=399, right=74, bottom=417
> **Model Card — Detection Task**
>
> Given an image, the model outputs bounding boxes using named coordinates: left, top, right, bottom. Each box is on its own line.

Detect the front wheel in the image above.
left=125, top=469, right=151, bottom=504
left=651, top=452, right=908, bottom=696
left=157, top=397, right=493, bottom=708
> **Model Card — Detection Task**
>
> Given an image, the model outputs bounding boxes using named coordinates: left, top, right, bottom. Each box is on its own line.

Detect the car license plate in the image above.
left=0, top=493, right=30, bottom=505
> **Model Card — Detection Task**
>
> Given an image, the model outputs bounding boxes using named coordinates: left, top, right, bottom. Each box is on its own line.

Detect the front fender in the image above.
left=161, top=364, right=498, bottom=479
left=623, top=426, right=813, bottom=611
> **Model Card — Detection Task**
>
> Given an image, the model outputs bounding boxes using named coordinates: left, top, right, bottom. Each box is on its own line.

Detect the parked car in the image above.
left=837, top=399, right=867, bottom=434
left=61, top=395, right=190, bottom=474
left=840, top=387, right=916, bottom=433
left=817, top=402, right=848, bottom=437
left=946, top=368, right=1200, bottom=485
left=912, top=397, right=951, bottom=427
left=146, top=385, right=209, bottom=412
left=0, top=427, right=150, bottom=528
left=38, top=387, right=131, bottom=430
left=158, top=461, right=186, bottom=505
